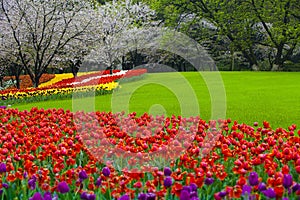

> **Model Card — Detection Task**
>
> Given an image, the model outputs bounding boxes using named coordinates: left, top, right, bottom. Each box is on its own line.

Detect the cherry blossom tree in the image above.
left=86, top=0, right=158, bottom=73
left=0, top=0, right=96, bottom=87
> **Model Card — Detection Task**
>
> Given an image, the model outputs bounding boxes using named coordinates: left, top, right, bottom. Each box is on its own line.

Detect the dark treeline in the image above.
left=119, top=0, right=300, bottom=72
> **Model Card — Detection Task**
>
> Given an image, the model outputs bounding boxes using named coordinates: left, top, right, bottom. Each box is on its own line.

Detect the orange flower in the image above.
left=229, top=185, right=242, bottom=198
left=6, top=173, right=16, bottom=182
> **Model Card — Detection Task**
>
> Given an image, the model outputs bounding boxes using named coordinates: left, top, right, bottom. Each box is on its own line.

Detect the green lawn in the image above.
left=12, top=71, right=300, bottom=129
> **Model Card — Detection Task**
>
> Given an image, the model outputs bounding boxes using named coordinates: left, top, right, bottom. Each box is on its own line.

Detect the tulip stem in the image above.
left=107, top=179, right=112, bottom=200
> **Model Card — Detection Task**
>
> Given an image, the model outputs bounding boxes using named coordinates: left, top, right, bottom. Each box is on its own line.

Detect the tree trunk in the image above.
left=273, top=43, right=284, bottom=71
left=32, top=75, right=40, bottom=88
left=15, top=74, right=20, bottom=89
left=9, top=63, right=23, bottom=89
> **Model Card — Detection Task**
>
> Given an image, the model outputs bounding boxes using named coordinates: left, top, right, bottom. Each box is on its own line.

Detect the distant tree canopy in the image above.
left=143, top=0, right=300, bottom=71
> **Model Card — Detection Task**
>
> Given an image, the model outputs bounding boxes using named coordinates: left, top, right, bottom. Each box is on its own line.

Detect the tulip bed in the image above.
left=3, top=74, right=56, bottom=89
left=0, top=107, right=300, bottom=200
left=0, top=69, right=147, bottom=105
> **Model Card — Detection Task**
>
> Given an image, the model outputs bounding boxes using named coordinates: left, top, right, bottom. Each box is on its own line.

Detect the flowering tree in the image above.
left=0, top=0, right=95, bottom=87
left=86, top=0, right=158, bottom=73
left=0, top=14, right=24, bottom=89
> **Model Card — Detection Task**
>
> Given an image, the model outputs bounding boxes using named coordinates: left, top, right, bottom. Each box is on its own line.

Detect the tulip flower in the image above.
left=102, top=167, right=110, bottom=177
left=118, top=195, right=130, bottom=200
left=57, top=181, right=70, bottom=194
left=164, top=167, right=172, bottom=176
left=138, top=193, right=147, bottom=200
left=80, top=192, right=88, bottom=200
left=262, top=188, right=276, bottom=198
left=190, top=183, right=198, bottom=192
left=79, top=170, right=88, bottom=181
left=180, top=190, right=190, bottom=200
left=2, top=183, right=8, bottom=189
left=218, top=191, right=227, bottom=198
left=292, top=183, right=300, bottom=192
left=43, top=192, right=52, bottom=200
left=204, top=177, right=214, bottom=185
left=164, top=176, right=173, bottom=188
left=283, top=174, right=293, bottom=189
left=0, top=105, right=6, bottom=109
left=29, top=192, right=43, bottom=200
left=88, top=194, right=96, bottom=200
left=249, top=172, right=259, bottom=186
left=0, top=163, right=6, bottom=173
left=182, top=186, right=191, bottom=193
left=258, top=182, right=267, bottom=192
left=146, top=193, right=156, bottom=200
left=28, top=178, right=36, bottom=190
left=242, top=185, right=252, bottom=196
left=95, top=177, right=102, bottom=186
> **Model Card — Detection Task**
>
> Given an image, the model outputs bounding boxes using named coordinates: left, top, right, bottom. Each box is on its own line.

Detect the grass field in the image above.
left=12, top=71, right=300, bottom=129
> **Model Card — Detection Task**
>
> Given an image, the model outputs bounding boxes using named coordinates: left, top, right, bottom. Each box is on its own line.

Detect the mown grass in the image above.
left=12, top=71, right=300, bottom=129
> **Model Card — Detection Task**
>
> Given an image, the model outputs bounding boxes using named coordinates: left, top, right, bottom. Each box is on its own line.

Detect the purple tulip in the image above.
left=95, top=177, right=102, bottom=186
left=2, top=183, right=8, bottom=189
left=189, top=191, right=198, bottom=198
left=31, top=175, right=37, bottom=182
left=138, top=193, right=146, bottom=200
left=163, top=176, right=172, bottom=188
left=292, top=183, right=300, bottom=192
left=102, top=167, right=110, bottom=177
left=80, top=192, right=88, bottom=200
left=218, top=191, right=227, bottom=197
left=182, top=186, right=191, bottom=193
left=0, top=106, right=6, bottom=109
left=79, top=170, right=88, bottom=180
left=249, top=195, right=257, bottom=200
left=28, top=178, right=36, bottom=190
left=180, top=190, right=190, bottom=200
left=80, top=192, right=96, bottom=200
left=249, top=171, right=259, bottom=186
left=164, top=167, right=172, bottom=176
left=262, top=188, right=276, bottom=198
left=23, top=172, right=28, bottom=179
left=190, top=183, right=197, bottom=192
left=282, top=198, right=289, bottom=200
left=258, top=182, right=267, bottom=192
left=118, top=194, right=130, bottom=200
left=242, top=184, right=252, bottom=195
left=88, top=194, right=96, bottom=200
left=43, top=192, right=52, bottom=200
left=146, top=193, right=156, bottom=200
left=204, top=177, right=214, bottom=185
left=0, top=163, right=6, bottom=173
left=57, top=181, right=70, bottom=194
left=29, top=192, right=43, bottom=200
left=283, top=174, right=293, bottom=189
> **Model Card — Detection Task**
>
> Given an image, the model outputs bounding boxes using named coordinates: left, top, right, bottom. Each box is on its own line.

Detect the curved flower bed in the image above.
left=48, top=70, right=123, bottom=88
left=0, top=82, right=118, bottom=103
left=0, top=108, right=299, bottom=199
left=49, top=69, right=147, bottom=88
left=3, top=74, right=55, bottom=89
left=39, top=71, right=101, bottom=88
left=0, top=69, right=147, bottom=103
